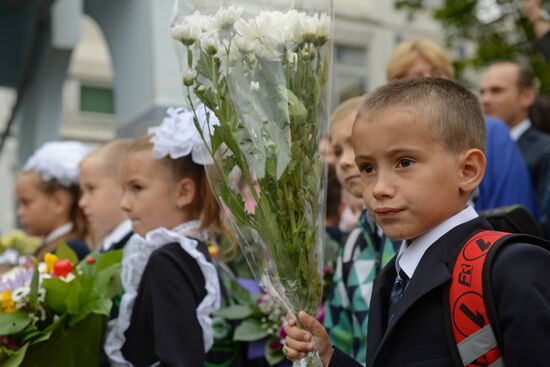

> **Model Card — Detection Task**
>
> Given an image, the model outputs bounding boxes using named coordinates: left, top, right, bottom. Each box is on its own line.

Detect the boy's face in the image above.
left=79, top=158, right=128, bottom=240
left=352, top=109, right=467, bottom=241
left=331, top=113, right=363, bottom=199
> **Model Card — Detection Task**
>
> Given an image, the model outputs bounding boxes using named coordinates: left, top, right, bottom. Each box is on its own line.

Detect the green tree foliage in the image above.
left=395, top=0, right=550, bottom=94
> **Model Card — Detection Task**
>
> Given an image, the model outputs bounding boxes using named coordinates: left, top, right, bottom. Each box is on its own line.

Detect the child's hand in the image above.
left=283, top=311, right=333, bottom=367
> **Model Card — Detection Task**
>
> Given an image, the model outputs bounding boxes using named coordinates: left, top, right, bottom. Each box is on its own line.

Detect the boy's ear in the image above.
left=175, top=177, right=196, bottom=209
left=458, top=148, right=486, bottom=194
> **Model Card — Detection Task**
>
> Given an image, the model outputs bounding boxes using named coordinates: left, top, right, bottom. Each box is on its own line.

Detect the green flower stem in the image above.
left=186, top=46, right=193, bottom=69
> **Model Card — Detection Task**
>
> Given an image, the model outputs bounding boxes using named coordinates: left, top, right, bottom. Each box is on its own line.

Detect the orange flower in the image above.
left=208, top=244, right=219, bottom=259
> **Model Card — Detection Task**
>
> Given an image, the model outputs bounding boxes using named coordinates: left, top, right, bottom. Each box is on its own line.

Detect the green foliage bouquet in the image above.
left=171, top=1, right=333, bottom=366
left=0, top=245, right=122, bottom=367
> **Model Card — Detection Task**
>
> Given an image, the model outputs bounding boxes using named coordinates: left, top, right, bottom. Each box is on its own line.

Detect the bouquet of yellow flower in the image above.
left=0, top=244, right=122, bottom=367
left=171, top=1, right=333, bottom=366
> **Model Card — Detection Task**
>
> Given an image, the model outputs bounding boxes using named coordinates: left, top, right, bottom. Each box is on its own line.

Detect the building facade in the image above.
left=0, top=0, right=446, bottom=232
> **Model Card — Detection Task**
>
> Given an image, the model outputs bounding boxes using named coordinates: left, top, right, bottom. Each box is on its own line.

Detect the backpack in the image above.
left=446, top=230, right=550, bottom=367
left=479, top=205, right=542, bottom=237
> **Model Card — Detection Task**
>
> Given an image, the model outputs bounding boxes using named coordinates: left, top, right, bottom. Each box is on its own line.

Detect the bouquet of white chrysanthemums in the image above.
left=171, top=3, right=332, bottom=366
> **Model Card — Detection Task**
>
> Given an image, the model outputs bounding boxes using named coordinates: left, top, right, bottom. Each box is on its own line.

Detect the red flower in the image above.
left=0, top=335, right=17, bottom=349
left=269, top=338, right=282, bottom=350
left=53, top=259, right=73, bottom=277
left=85, top=256, right=96, bottom=264
left=278, top=324, right=287, bottom=339
left=316, top=303, right=325, bottom=323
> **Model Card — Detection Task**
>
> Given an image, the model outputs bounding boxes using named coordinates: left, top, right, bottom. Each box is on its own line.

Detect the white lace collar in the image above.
left=104, top=221, right=220, bottom=366
left=43, top=222, right=73, bottom=244
left=172, top=219, right=203, bottom=239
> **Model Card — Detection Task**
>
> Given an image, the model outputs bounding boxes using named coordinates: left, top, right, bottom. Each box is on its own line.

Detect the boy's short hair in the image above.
left=358, top=78, right=486, bottom=154
left=82, top=139, right=134, bottom=181
left=331, top=95, right=366, bottom=122
left=386, top=39, right=454, bottom=81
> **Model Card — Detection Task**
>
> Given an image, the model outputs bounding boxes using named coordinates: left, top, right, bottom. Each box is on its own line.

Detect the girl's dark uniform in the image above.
left=122, top=241, right=211, bottom=367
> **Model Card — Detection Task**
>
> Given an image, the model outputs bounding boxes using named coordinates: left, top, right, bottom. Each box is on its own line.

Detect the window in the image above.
left=80, top=85, right=115, bottom=114
left=332, top=44, right=368, bottom=109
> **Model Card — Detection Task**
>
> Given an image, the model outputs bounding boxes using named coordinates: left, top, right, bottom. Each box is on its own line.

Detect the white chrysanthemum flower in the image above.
left=233, top=35, right=254, bottom=53
left=287, top=50, right=298, bottom=66
left=182, top=68, right=198, bottom=87
left=234, top=17, right=281, bottom=59
left=256, top=10, right=302, bottom=45
left=213, top=6, right=244, bottom=31
left=200, top=36, right=220, bottom=55
left=249, top=81, right=260, bottom=91
left=301, top=42, right=315, bottom=60
left=252, top=40, right=280, bottom=60
left=316, top=13, right=331, bottom=45
left=291, top=12, right=331, bottom=46
left=185, top=11, right=213, bottom=33
left=171, top=23, right=202, bottom=46
left=234, top=18, right=263, bottom=42
left=294, top=14, right=318, bottom=44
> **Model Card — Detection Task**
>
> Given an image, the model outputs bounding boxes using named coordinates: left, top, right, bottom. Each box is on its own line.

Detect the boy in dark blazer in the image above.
left=283, top=78, right=550, bottom=367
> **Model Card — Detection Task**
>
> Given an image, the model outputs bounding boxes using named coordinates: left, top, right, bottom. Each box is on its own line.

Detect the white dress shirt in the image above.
left=510, top=119, right=531, bottom=142
left=102, top=219, right=132, bottom=251
left=395, top=206, right=479, bottom=279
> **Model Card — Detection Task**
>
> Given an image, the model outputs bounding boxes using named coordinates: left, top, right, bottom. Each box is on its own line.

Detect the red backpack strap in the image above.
left=449, top=230, right=508, bottom=367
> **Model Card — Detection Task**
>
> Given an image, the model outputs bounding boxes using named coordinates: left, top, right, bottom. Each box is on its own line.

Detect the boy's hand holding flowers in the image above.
left=284, top=311, right=333, bottom=367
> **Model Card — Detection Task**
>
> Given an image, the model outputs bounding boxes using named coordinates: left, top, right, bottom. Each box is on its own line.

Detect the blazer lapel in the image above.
left=369, top=216, right=493, bottom=365
left=366, top=257, right=397, bottom=362
left=371, top=247, right=451, bottom=361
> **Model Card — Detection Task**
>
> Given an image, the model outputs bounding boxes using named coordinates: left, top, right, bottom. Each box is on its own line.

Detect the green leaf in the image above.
left=264, top=339, right=285, bottom=366
left=28, top=268, right=39, bottom=305
left=42, top=278, right=70, bottom=314
left=211, top=317, right=231, bottom=340
left=69, top=298, right=111, bottom=327
left=219, top=184, right=248, bottom=225
left=0, top=343, right=28, bottom=367
left=95, top=250, right=122, bottom=273
left=233, top=319, right=269, bottom=342
left=0, top=312, right=31, bottom=335
left=213, top=305, right=253, bottom=320
left=93, top=263, right=122, bottom=300
left=64, top=279, right=83, bottom=314
left=55, top=242, right=78, bottom=265
left=278, top=85, right=307, bottom=122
